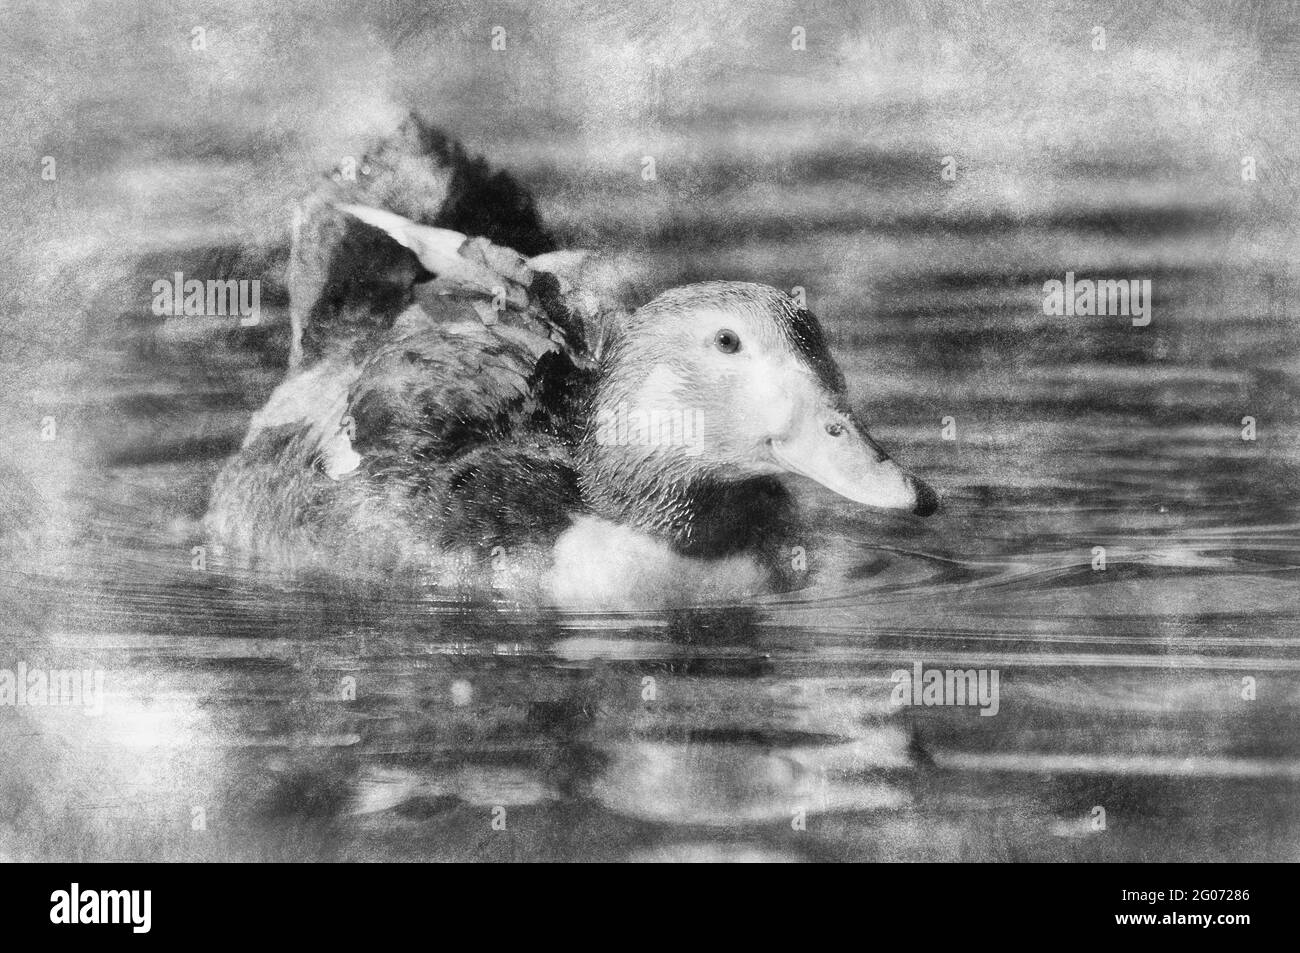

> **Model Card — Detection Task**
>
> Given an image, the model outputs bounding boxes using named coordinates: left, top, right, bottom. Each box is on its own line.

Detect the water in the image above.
left=2, top=0, right=1299, bottom=861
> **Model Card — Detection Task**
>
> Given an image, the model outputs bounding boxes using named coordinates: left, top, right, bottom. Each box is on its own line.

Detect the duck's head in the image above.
left=583, top=281, right=937, bottom=526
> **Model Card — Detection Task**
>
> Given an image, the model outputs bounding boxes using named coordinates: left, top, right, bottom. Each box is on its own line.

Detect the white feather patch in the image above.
left=548, top=516, right=769, bottom=609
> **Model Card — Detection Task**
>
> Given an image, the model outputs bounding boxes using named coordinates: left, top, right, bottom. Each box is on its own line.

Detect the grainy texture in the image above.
left=0, top=0, right=1297, bottom=864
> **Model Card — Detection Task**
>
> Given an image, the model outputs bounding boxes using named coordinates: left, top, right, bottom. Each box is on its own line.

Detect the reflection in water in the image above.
left=4, top=506, right=1299, bottom=861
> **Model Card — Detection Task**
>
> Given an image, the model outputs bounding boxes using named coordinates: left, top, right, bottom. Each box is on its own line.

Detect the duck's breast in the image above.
left=548, top=515, right=770, bottom=610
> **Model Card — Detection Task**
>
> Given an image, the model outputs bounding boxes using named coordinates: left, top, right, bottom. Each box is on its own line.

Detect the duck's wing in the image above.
left=348, top=301, right=590, bottom=465
left=353, top=306, right=600, bottom=550
left=334, top=203, right=521, bottom=306
left=236, top=289, right=590, bottom=475
left=240, top=202, right=639, bottom=476
left=332, top=202, right=638, bottom=363
left=209, top=296, right=593, bottom=560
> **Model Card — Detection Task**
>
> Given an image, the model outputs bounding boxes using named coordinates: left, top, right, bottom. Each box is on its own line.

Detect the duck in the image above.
left=205, top=204, right=937, bottom=609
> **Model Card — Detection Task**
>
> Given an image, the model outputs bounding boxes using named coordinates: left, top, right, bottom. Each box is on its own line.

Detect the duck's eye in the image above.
left=714, top=329, right=740, bottom=353
left=825, top=422, right=846, bottom=437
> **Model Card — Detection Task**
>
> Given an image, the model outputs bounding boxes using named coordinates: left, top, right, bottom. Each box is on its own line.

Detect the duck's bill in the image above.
left=770, top=422, right=938, bottom=516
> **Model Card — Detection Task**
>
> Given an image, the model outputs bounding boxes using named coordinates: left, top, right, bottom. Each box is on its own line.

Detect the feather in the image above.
left=334, top=202, right=512, bottom=300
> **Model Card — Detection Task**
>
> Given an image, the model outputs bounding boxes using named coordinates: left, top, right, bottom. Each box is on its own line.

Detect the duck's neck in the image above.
left=576, top=441, right=793, bottom=558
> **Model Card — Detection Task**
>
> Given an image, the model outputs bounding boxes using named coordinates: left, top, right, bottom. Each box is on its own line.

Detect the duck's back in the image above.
left=206, top=272, right=605, bottom=580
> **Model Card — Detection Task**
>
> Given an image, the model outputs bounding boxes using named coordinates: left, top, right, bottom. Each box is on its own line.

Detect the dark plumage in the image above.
left=286, top=113, right=555, bottom=368
left=207, top=274, right=602, bottom=575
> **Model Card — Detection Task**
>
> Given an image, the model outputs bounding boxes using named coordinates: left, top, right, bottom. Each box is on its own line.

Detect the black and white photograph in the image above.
left=0, top=0, right=1296, bottom=888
